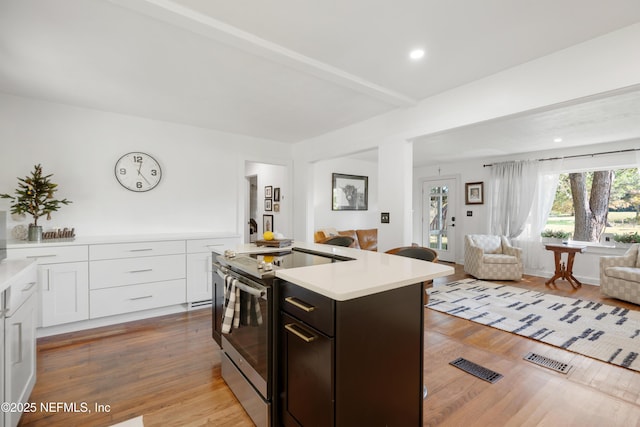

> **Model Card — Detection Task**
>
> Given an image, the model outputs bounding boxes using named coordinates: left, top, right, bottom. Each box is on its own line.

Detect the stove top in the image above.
left=217, top=247, right=352, bottom=280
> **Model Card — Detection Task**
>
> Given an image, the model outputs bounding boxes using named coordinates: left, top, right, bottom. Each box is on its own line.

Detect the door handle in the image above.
left=285, top=297, right=316, bottom=312
left=284, top=323, right=317, bottom=343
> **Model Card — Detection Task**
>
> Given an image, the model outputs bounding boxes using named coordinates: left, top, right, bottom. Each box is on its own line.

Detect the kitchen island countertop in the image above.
left=234, top=241, right=454, bottom=301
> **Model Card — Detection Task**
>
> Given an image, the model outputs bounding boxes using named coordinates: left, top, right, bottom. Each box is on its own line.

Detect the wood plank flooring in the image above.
left=18, top=266, right=640, bottom=426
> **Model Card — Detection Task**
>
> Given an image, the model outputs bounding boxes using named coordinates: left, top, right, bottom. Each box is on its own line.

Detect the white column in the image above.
left=378, top=140, right=413, bottom=251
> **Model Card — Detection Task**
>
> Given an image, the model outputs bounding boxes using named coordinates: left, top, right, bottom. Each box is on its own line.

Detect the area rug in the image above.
left=427, top=279, right=640, bottom=372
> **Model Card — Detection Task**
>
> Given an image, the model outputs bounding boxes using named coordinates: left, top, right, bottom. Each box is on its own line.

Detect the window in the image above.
left=544, top=167, right=640, bottom=242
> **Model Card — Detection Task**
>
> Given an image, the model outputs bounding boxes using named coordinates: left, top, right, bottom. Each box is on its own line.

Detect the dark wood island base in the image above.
left=278, top=280, right=424, bottom=426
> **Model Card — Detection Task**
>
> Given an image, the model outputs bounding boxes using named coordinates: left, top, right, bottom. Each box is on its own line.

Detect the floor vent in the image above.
left=449, top=357, right=503, bottom=383
left=189, top=299, right=212, bottom=309
left=523, top=352, right=572, bottom=374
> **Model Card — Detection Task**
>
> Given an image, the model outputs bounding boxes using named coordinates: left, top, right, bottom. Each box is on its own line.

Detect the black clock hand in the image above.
left=139, top=172, right=152, bottom=185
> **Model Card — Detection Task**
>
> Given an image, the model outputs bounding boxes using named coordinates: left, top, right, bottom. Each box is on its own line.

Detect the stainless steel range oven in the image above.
left=212, top=247, right=351, bottom=426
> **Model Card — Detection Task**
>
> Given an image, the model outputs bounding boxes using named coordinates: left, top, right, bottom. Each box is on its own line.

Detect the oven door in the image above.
left=219, top=269, right=271, bottom=399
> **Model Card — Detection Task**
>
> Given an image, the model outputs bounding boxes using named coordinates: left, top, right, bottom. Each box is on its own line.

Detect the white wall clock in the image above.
left=114, top=152, right=162, bottom=192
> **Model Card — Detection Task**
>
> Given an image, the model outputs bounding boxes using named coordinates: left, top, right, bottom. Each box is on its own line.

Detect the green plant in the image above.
left=612, top=231, right=640, bottom=243
left=0, top=164, right=71, bottom=226
left=540, top=229, right=571, bottom=239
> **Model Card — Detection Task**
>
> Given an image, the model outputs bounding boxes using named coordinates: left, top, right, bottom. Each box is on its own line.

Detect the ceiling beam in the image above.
left=108, top=0, right=417, bottom=107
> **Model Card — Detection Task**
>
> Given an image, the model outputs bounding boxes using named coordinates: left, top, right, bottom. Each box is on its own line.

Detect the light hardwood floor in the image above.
left=18, top=265, right=640, bottom=426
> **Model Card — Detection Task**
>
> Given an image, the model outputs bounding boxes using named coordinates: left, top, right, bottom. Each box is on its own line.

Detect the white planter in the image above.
left=541, top=237, right=563, bottom=244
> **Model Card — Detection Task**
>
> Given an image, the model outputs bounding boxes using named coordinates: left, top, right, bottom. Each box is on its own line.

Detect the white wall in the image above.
left=413, top=139, right=640, bottom=284
left=245, top=162, right=290, bottom=238
left=313, top=157, right=378, bottom=233
left=0, top=93, right=291, bottom=237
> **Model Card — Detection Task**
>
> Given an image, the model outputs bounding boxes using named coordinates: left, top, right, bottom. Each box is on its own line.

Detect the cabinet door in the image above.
left=281, top=313, right=334, bottom=427
left=39, top=262, right=89, bottom=327
left=186, top=252, right=213, bottom=303
left=5, top=293, right=37, bottom=427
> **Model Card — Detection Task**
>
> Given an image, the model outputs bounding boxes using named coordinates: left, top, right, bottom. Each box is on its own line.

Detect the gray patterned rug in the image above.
left=427, top=279, right=640, bottom=372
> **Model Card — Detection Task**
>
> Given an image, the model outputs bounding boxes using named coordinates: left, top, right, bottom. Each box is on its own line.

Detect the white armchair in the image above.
left=464, top=235, right=523, bottom=281
left=600, top=244, right=640, bottom=305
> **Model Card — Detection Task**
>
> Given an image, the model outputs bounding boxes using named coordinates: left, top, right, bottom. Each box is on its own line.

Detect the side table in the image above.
left=544, top=243, right=586, bottom=288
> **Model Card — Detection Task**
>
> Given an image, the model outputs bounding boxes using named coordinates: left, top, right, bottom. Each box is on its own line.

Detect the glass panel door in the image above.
left=423, top=178, right=457, bottom=262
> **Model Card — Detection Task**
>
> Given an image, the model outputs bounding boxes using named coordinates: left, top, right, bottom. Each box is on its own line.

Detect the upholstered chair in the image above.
left=600, top=244, right=640, bottom=305
left=464, top=235, right=523, bottom=281
left=356, top=229, right=377, bottom=251
left=318, top=235, right=355, bottom=247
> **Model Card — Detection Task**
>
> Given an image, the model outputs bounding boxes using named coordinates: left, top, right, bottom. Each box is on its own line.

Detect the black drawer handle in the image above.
left=285, top=296, right=316, bottom=312
left=284, top=323, right=317, bottom=343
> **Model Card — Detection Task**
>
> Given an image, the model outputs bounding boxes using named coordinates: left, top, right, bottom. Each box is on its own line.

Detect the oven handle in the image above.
left=213, top=263, right=267, bottom=297
left=234, top=281, right=265, bottom=297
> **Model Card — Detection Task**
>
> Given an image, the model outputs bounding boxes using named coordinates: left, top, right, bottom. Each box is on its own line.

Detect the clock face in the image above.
left=114, top=152, right=162, bottom=192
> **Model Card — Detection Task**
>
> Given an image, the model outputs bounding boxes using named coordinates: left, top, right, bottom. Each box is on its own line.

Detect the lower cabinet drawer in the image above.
left=90, top=254, right=186, bottom=289
left=7, top=245, right=89, bottom=264
left=89, top=279, right=186, bottom=319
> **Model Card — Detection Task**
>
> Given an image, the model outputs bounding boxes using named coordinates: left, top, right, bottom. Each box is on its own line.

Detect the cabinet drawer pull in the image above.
left=27, top=254, right=57, bottom=258
left=129, top=248, right=153, bottom=252
left=206, top=244, right=224, bottom=247
left=130, top=295, right=153, bottom=301
left=284, top=323, right=317, bottom=343
left=128, top=269, right=153, bottom=274
left=22, top=281, right=37, bottom=292
left=285, top=297, right=316, bottom=312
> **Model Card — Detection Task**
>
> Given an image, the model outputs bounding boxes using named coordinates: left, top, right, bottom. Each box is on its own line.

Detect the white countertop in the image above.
left=0, top=258, right=36, bottom=293
left=234, top=241, right=454, bottom=301
left=7, top=232, right=239, bottom=248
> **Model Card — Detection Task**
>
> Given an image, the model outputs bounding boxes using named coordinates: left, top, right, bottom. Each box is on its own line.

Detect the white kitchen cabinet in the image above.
left=39, top=262, right=89, bottom=327
left=90, top=279, right=186, bottom=318
left=7, top=246, right=89, bottom=328
left=88, top=241, right=187, bottom=319
left=186, top=237, right=238, bottom=304
left=7, top=233, right=238, bottom=334
left=3, top=261, right=37, bottom=427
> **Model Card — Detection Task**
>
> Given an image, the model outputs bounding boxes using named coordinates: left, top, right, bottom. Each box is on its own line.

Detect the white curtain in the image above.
left=513, top=159, right=563, bottom=271
left=490, top=160, right=539, bottom=238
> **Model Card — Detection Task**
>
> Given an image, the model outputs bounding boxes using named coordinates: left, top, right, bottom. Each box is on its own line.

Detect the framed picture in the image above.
left=332, top=173, right=368, bottom=211
left=265, top=199, right=272, bottom=211
left=265, top=186, right=272, bottom=199
left=274, top=203, right=280, bottom=213
left=263, top=215, right=273, bottom=233
left=465, top=182, right=484, bottom=205
left=273, top=187, right=280, bottom=202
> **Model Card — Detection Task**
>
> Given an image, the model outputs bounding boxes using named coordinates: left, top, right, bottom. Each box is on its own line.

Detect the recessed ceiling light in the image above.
left=409, top=49, right=425, bottom=60
left=554, top=137, right=563, bottom=143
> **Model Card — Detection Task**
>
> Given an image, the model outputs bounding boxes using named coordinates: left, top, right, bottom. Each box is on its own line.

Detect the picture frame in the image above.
left=332, top=173, right=368, bottom=211
left=465, top=182, right=484, bottom=205
left=264, top=186, right=272, bottom=199
left=265, top=199, right=272, bottom=211
left=273, top=187, right=280, bottom=202
left=263, top=215, right=273, bottom=233
left=273, top=203, right=280, bottom=213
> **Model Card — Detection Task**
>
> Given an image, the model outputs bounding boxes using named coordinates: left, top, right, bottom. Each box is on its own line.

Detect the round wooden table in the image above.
left=544, top=243, right=586, bottom=288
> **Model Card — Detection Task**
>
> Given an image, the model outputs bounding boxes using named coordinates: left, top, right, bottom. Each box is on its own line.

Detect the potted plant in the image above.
left=540, top=229, right=571, bottom=243
left=0, top=164, right=72, bottom=241
left=612, top=232, right=640, bottom=248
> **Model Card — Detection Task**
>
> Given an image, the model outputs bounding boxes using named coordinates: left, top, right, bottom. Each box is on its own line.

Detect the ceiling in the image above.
left=1, top=0, right=640, bottom=164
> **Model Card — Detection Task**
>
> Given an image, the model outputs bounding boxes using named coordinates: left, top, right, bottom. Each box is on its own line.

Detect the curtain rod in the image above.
left=483, top=147, right=640, bottom=167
